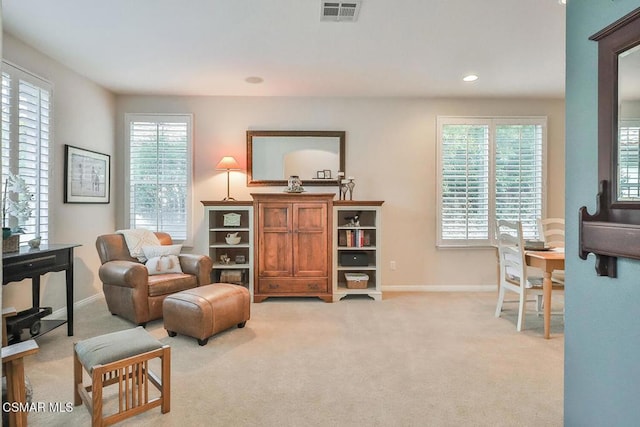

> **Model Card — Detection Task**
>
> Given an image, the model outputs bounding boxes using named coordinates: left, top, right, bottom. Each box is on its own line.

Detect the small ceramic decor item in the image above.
left=285, top=175, right=304, bottom=193
left=225, top=232, right=241, bottom=245
left=28, top=236, right=41, bottom=249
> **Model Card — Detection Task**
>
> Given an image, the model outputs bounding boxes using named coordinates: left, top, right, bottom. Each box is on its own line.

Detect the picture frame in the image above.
left=317, top=170, right=326, bottom=179
left=323, top=170, right=332, bottom=179
left=64, top=145, right=111, bottom=203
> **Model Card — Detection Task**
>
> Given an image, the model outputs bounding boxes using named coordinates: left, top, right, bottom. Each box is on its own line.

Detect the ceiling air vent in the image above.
left=321, top=1, right=361, bottom=22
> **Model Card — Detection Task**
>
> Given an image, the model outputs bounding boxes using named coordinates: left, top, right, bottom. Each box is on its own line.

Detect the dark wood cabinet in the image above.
left=253, top=193, right=333, bottom=302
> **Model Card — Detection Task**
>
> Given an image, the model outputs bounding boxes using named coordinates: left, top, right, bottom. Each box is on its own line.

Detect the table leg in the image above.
left=66, top=260, right=74, bottom=336
left=32, top=276, right=41, bottom=309
left=542, top=271, right=552, bottom=339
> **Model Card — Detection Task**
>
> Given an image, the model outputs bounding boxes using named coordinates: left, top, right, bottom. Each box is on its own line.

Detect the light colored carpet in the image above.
left=23, top=291, right=564, bottom=426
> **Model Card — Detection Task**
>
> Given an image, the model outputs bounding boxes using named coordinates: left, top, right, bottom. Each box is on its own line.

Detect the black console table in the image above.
left=2, top=244, right=80, bottom=342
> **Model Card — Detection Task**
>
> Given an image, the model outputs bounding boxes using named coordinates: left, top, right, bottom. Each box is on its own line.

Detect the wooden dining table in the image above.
left=525, top=248, right=565, bottom=339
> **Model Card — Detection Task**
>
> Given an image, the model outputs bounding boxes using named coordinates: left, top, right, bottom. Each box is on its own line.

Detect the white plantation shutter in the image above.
left=494, top=121, right=544, bottom=238
left=437, top=117, right=546, bottom=246
left=439, top=122, right=490, bottom=243
left=618, top=120, right=640, bottom=200
left=1, top=61, right=51, bottom=244
left=125, top=114, right=192, bottom=242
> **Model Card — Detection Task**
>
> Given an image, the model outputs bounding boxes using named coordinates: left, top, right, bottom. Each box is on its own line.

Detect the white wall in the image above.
left=2, top=33, right=116, bottom=313
left=116, top=96, right=565, bottom=289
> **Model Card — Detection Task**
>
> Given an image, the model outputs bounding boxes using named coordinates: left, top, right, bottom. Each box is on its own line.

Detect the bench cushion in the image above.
left=75, top=327, right=163, bottom=372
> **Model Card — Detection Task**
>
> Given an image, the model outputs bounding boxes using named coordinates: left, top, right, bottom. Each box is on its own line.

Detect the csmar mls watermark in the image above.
left=2, top=401, right=74, bottom=413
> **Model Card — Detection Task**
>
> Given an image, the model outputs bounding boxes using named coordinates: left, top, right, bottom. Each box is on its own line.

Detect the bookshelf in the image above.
left=202, top=201, right=254, bottom=298
left=333, top=201, right=383, bottom=301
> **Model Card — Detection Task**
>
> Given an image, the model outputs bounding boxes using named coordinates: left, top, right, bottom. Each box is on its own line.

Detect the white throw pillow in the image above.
left=142, top=244, right=182, bottom=259
left=146, top=255, right=182, bottom=275
left=116, top=229, right=161, bottom=262
left=142, top=244, right=183, bottom=275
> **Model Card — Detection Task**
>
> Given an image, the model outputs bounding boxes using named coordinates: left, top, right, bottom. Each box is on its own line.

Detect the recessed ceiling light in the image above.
left=245, top=76, right=264, bottom=84
left=463, top=74, right=478, bottom=82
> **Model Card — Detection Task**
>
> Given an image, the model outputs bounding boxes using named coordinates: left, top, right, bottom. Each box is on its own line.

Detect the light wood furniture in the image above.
left=73, top=327, right=170, bottom=427
left=252, top=193, right=333, bottom=302
left=495, top=220, right=564, bottom=335
left=2, top=307, right=39, bottom=427
left=525, top=249, right=565, bottom=339
left=202, top=201, right=254, bottom=297
left=333, top=201, right=383, bottom=301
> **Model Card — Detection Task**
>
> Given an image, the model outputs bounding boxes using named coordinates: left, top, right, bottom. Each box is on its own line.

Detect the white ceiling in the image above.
left=2, top=0, right=566, bottom=98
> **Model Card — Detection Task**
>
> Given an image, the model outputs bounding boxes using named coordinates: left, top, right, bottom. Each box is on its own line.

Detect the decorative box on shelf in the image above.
left=345, top=273, right=369, bottom=289
left=2, top=234, right=20, bottom=253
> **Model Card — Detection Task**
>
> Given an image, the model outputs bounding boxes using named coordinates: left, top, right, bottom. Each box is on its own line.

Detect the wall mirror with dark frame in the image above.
left=246, top=130, right=345, bottom=186
left=579, top=7, right=640, bottom=277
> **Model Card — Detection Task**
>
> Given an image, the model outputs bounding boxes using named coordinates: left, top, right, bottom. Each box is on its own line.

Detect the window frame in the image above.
left=124, top=113, right=194, bottom=246
left=436, top=116, right=548, bottom=248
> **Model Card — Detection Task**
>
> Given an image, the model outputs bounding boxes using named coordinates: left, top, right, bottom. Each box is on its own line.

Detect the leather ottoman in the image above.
left=163, top=283, right=250, bottom=346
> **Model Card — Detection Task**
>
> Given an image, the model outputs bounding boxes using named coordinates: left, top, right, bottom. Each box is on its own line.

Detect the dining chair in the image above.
left=495, top=220, right=564, bottom=332
left=537, top=217, right=565, bottom=283
left=537, top=218, right=565, bottom=248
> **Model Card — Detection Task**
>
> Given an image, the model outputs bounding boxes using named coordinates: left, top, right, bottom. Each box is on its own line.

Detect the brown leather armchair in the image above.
left=96, top=232, right=213, bottom=326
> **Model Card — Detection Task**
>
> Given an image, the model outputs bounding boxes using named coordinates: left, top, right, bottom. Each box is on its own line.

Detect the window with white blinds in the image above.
left=1, top=61, right=51, bottom=244
left=125, top=114, right=192, bottom=242
left=437, top=117, right=546, bottom=247
left=618, top=120, right=640, bottom=200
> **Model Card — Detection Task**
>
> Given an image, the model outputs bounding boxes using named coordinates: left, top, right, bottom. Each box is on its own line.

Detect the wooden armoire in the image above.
left=252, top=193, right=333, bottom=302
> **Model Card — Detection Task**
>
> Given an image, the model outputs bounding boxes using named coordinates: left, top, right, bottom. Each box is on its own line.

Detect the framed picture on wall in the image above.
left=64, top=145, right=111, bottom=203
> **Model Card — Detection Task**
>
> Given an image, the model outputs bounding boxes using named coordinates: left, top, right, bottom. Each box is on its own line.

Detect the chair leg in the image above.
left=517, top=290, right=526, bottom=332
left=161, top=346, right=171, bottom=414
left=92, top=369, right=104, bottom=427
left=495, top=286, right=506, bottom=318
left=5, top=358, right=28, bottom=427
left=73, top=348, right=83, bottom=406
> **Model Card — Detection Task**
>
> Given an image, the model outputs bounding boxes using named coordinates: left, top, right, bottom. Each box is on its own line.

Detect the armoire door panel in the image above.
left=260, top=203, right=290, bottom=231
left=259, top=230, right=292, bottom=276
left=294, top=230, right=328, bottom=276
left=295, top=204, right=327, bottom=232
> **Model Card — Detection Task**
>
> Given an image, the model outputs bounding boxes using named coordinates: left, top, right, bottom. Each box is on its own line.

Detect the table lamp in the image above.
left=216, top=156, right=241, bottom=200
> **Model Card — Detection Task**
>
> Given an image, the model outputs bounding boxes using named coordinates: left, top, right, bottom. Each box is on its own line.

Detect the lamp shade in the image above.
left=216, top=156, right=241, bottom=170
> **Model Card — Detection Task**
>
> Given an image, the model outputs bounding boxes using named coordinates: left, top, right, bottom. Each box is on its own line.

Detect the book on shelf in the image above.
left=344, top=229, right=367, bottom=248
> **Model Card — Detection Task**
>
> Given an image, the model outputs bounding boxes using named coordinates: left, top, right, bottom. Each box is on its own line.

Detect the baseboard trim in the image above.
left=381, top=285, right=496, bottom=292
left=47, top=293, right=104, bottom=320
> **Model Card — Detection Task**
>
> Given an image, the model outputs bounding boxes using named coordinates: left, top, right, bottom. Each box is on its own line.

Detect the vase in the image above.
left=2, top=227, right=11, bottom=240
left=340, top=180, right=348, bottom=200
left=346, top=178, right=356, bottom=200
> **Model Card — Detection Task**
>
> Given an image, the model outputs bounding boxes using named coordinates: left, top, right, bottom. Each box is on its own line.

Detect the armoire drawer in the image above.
left=257, top=278, right=328, bottom=294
